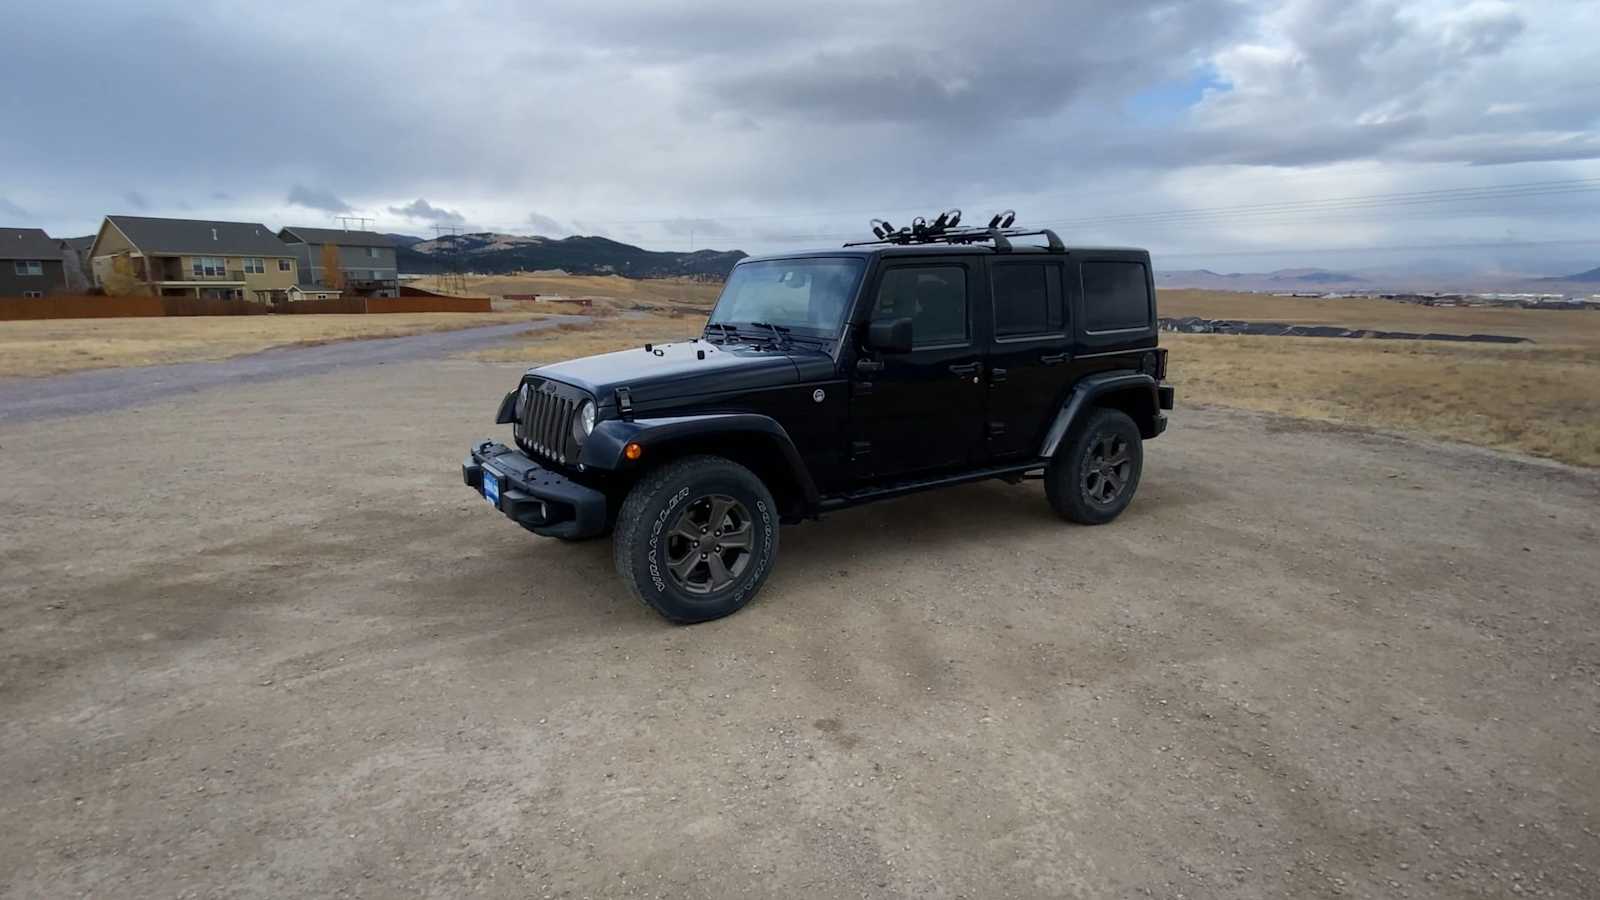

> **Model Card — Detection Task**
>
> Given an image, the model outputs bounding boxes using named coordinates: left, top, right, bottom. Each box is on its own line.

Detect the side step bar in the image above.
left=818, top=461, right=1045, bottom=512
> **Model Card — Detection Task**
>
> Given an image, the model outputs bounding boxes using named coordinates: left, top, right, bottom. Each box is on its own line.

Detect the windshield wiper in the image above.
left=703, top=322, right=740, bottom=344
left=748, top=322, right=792, bottom=349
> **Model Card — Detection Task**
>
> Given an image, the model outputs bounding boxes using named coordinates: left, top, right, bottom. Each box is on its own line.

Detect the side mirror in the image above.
left=866, top=317, right=914, bottom=354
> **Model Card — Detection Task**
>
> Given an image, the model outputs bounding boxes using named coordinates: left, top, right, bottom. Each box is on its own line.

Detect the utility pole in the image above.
left=431, top=225, right=465, bottom=294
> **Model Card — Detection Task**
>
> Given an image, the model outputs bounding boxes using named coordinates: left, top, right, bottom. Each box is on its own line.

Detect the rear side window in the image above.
left=873, top=265, right=968, bottom=346
left=1081, top=261, right=1152, bottom=332
left=991, top=263, right=1063, bottom=337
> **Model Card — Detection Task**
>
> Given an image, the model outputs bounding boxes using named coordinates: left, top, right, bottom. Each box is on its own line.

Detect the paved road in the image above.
left=2, top=355, right=1597, bottom=898
left=0, top=317, right=584, bottom=425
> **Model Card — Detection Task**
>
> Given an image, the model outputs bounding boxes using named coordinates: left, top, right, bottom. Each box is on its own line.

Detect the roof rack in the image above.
left=843, top=209, right=1065, bottom=253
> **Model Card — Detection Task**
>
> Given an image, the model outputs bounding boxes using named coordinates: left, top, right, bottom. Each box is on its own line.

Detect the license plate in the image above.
left=482, top=469, right=500, bottom=507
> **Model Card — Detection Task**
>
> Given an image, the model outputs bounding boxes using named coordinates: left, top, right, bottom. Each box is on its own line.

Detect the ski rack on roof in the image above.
left=843, top=209, right=1066, bottom=253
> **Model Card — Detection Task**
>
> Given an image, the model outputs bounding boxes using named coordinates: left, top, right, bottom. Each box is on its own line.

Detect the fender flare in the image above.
left=581, top=413, right=820, bottom=507
left=1038, top=371, right=1157, bottom=458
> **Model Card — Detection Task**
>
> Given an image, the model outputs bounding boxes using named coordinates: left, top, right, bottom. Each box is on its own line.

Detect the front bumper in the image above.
left=462, top=441, right=609, bottom=539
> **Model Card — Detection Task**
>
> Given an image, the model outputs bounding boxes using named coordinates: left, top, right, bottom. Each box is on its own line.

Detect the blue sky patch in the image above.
left=1126, top=66, right=1230, bottom=124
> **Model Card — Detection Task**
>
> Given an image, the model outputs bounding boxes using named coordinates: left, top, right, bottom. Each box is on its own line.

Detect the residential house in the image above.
left=1, top=227, right=67, bottom=297
left=277, top=227, right=399, bottom=297
left=89, top=215, right=298, bottom=301
left=59, top=235, right=94, bottom=292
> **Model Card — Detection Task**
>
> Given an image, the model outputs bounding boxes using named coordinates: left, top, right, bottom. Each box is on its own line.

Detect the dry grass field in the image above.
left=1158, top=290, right=1600, bottom=466
left=459, top=274, right=723, bottom=311
left=0, top=312, right=540, bottom=377
left=1159, top=289, right=1596, bottom=342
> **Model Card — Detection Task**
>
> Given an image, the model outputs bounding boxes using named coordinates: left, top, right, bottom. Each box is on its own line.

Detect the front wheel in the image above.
left=613, top=455, right=779, bottom=623
left=1045, top=407, right=1143, bottom=525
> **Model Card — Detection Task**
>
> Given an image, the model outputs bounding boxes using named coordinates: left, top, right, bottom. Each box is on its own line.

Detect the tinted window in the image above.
left=1081, top=261, right=1152, bottom=332
left=873, top=266, right=968, bottom=346
left=992, top=263, right=1062, bottom=337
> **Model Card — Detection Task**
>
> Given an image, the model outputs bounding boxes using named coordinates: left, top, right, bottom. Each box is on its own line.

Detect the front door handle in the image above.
left=989, top=367, right=1008, bottom=385
left=1039, top=352, right=1068, bottom=366
left=948, top=362, right=981, bottom=376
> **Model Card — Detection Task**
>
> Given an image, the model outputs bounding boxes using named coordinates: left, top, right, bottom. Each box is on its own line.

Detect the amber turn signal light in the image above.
left=624, top=442, right=643, bottom=461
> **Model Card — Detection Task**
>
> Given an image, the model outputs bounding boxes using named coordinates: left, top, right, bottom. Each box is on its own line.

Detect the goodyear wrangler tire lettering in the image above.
left=613, top=456, right=779, bottom=624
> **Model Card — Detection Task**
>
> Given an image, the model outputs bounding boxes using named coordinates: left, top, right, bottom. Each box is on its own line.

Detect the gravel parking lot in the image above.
left=2, top=348, right=1597, bottom=898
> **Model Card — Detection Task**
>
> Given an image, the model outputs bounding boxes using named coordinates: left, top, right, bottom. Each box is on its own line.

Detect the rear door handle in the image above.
left=1039, top=352, right=1068, bottom=365
left=948, top=362, right=981, bottom=376
left=989, top=367, right=1007, bottom=385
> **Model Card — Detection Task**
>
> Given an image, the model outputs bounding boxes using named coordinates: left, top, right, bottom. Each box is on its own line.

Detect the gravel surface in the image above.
left=1, top=356, right=1597, bottom=898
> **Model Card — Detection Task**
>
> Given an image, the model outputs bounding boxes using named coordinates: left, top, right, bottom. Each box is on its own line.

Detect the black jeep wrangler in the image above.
left=463, top=213, right=1174, bottom=623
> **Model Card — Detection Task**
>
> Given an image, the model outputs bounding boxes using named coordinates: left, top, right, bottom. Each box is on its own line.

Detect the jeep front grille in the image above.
left=516, top=382, right=578, bottom=464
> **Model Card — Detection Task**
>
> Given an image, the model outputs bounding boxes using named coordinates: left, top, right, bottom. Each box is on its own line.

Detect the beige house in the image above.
left=89, top=215, right=299, bottom=301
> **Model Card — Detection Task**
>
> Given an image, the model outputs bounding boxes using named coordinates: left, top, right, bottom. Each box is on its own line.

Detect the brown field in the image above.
left=475, top=281, right=1600, bottom=467
left=454, top=274, right=723, bottom=312
left=1158, top=289, right=1594, bottom=342
left=0, top=312, right=540, bottom=377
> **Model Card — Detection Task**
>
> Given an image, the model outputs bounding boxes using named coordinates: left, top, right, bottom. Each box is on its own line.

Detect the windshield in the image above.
left=706, top=257, right=865, bottom=339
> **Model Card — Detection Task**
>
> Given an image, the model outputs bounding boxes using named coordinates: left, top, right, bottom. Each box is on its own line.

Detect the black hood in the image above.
left=530, top=339, right=831, bottom=405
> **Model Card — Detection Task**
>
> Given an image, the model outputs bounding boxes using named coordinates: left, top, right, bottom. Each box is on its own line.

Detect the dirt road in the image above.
left=1, top=355, right=1596, bottom=898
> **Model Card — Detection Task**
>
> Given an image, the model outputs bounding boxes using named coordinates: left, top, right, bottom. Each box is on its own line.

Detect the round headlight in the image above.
left=578, top=400, right=596, bottom=436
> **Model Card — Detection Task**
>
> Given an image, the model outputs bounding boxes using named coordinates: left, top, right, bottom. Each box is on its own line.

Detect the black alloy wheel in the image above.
left=1080, top=432, right=1134, bottom=507
left=663, top=494, right=754, bottom=594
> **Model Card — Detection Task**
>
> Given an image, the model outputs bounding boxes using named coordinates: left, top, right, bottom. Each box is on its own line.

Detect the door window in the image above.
left=991, top=262, right=1063, bottom=337
left=872, top=265, right=968, bottom=347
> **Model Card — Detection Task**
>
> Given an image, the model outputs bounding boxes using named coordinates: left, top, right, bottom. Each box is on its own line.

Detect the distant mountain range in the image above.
left=1539, top=266, right=1600, bottom=283
left=393, top=232, right=745, bottom=278
left=1156, top=268, right=1370, bottom=291
left=1159, top=265, right=1600, bottom=294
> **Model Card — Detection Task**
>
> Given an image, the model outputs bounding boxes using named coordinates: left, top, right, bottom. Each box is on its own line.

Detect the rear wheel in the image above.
left=613, top=455, right=779, bottom=623
left=1045, top=407, right=1143, bottom=525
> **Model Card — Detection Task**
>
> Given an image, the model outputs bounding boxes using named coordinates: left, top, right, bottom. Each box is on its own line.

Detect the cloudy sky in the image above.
left=3, top=0, right=1597, bottom=274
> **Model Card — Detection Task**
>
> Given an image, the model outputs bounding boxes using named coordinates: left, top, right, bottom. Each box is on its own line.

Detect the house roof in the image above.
left=60, top=235, right=95, bottom=252
left=278, top=226, right=395, bottom=249
left=106, top=215, right=293, bottom=257
left=0, top=227, right=62, bottom=260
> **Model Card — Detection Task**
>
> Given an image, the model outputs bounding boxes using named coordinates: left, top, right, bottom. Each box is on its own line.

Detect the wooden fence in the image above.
left=0, top=293, right=491, bottom=321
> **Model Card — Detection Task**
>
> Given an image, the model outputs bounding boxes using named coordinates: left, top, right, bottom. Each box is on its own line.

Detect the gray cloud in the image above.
left=0, top=196, right=29, bottom=220
left=123, top=190, right=150, bottom=211
left=0, top=0, right=1595, bottom=274
left=287, top=184, right=352, bottom=213
left=660, top=218, right=733, bottom=238
left=388, top=198, right=465, bottom=225
left=525, top=211, right=569, bottom=235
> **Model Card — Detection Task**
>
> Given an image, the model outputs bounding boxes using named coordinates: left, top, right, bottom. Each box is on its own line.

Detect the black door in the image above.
left=851, top=258, right=988, bottom=479
left=983, top=257, right=1074, bottom=459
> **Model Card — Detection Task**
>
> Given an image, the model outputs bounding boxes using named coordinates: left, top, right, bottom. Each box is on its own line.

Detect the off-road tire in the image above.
left=1045, top=407, right=1143, bottom=525
left=613, top=455, right=779, bottom=623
